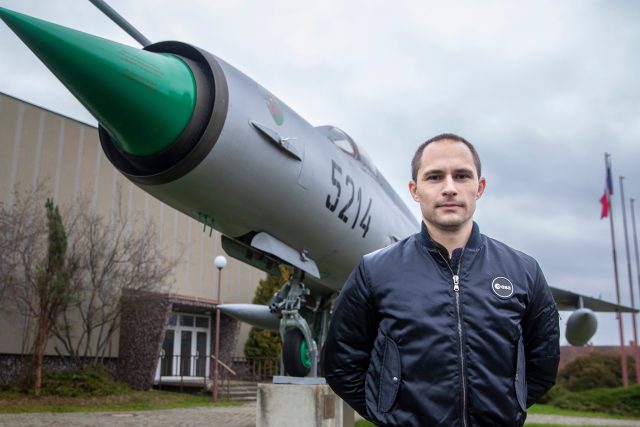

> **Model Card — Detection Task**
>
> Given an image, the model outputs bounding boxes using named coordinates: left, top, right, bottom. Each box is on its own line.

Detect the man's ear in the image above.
left=409, top=180, right=420, bottom=202
left=476, top=177, right=486, bottom=200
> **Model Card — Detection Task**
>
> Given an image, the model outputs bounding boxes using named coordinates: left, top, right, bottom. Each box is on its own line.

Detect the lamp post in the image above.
left=212, top=255, right=227, bottom=401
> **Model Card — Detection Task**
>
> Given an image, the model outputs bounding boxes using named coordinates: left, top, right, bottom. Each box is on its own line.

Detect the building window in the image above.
left=180, top=315, right=194, bottom=327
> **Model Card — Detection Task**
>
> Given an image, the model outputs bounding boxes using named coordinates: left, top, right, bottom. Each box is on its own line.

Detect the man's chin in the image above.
left=439, top=223, right=465, bottom=232
left=427, top=216, right=468, bottom=231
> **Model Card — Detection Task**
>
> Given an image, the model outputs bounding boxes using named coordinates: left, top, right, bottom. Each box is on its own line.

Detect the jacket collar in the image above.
left=421, top=221, right=482, bottom=253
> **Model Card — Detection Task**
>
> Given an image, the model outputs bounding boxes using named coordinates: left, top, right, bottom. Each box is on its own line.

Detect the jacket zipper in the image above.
left=439, top=250, right=467, bottom=427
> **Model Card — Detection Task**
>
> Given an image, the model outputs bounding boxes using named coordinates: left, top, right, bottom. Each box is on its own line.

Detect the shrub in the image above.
left=39, top=366, right=130, bottom=397
left=244, top=272, right=287, bottom=360
left=551, top=384, right=640, bottom=417
left=540, top=351, right=636, bottom=404
left=557, top=352, right=634, bottom=392
left=244, top=328, right=282, bottom=360
left=538, top=383, right=569, bottom=404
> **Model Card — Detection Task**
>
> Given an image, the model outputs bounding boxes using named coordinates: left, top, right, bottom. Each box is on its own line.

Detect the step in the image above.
left=217, top=381, right=258, bottom=402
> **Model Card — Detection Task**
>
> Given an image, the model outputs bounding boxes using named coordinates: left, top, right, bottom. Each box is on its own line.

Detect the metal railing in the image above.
left=231, top=357, right=280, bottom=381
left=212, top=355, right=236, bottom=400
left=155, top=355, right=280, bottom=395
left=156, top=354, right=208, bottom=391
left=156, top=354, right=236, bottom=396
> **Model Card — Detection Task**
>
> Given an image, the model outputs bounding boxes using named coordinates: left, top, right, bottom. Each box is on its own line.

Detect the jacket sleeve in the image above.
left=522, top=263, right=560, bottom=407
left=323, top=259, right=378, bottom=418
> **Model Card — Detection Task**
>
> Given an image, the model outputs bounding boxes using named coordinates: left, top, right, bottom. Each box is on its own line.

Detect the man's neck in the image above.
left=424, top=220, right=473, bottom=258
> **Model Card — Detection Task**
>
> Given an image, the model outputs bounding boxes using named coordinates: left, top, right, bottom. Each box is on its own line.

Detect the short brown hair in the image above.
left=411, top=133, right=482, bottom=181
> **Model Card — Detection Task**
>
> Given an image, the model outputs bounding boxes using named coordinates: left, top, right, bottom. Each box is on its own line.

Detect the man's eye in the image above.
left=425, top=175, right=440, bottom=181
left=456, top=174, right=471, bottom=180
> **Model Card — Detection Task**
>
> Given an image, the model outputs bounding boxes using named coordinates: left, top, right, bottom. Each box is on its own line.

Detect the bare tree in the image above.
left=0, top=192, right=79, bottom=396
left=0, top=186, right=177, bottom=391
left=0, top=190, right=45, bottom=358
left=0, top=191, right=44, bottom=317
left=53, top=193, right=177, bottom=364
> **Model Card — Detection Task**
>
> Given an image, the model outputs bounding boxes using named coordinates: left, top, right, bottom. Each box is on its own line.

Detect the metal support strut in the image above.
left=270, top=268, right=319, bottom=377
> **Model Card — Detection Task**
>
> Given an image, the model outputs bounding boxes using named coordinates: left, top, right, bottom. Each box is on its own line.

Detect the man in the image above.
left=323, top=134, right=559, bottom=426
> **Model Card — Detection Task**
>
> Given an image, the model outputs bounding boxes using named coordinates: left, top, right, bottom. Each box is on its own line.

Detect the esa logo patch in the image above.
left=491, top=277, right=514, bottom=299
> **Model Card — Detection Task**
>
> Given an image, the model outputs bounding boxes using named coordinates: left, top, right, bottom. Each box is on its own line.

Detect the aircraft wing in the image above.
left=550, top=286, right=638, bottom=313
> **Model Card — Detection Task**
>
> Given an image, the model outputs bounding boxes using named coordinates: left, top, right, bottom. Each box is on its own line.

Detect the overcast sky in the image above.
left=2, top=0, right=640, bottom=346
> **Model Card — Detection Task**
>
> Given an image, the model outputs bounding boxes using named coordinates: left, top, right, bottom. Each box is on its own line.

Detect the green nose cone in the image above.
left=0, top=7, right=196, bottom=157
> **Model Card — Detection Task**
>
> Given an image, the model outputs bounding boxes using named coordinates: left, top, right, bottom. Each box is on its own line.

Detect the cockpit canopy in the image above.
left=316, top=125, right=377, bottom=176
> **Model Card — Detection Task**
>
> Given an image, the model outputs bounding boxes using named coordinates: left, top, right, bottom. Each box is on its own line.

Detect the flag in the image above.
left=606, top=160, right=614, bottom=196
left=600, top=156, right=613, bottom=219
left=600, top=191, right=610, bottom=219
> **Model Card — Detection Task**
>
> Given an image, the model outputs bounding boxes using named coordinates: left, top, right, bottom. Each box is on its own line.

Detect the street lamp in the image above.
left=212, top=255, right=227, bottom=401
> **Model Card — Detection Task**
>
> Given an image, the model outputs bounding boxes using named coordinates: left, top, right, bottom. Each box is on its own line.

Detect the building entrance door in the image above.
left=156, top=313, right=211, bottom=379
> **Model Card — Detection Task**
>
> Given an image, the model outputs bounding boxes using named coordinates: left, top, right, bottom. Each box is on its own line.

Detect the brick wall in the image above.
left=117, top=290, right=173, bottom=389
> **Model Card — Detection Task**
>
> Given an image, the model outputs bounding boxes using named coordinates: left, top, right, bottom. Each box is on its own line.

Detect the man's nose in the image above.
left=442, top=175, right=457, bottom=195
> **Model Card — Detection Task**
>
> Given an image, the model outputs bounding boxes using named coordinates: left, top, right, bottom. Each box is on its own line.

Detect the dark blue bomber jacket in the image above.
left=324, top=222, right=560, bottom=427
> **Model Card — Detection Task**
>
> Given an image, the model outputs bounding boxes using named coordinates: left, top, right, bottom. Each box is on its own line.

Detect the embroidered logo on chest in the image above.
left=491, top=277, right=514, bottom=299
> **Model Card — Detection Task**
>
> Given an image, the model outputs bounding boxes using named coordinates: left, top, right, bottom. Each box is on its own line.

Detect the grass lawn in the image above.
left=0, top=389, right=240, bottom=413
left=528, top=403, right=635, bottom=419
left=355, top=422, right=627, bottom=427
left=353, top=404, right=637, bottom=427
left=357, top=421, right=625, bottom=427
left=526, top=425, right=624, bottom=427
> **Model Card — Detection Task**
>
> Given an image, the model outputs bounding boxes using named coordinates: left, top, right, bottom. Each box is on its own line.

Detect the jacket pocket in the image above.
left=515, top=334, right=527, bottom=411
left=377, top=336, right=401, bottom=413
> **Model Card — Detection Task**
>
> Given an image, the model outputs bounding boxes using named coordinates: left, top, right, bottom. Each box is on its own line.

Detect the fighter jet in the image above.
left=1, top=4, right=634, bottom=378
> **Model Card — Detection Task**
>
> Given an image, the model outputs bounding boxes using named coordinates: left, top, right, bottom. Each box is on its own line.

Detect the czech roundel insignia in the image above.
left=258, top=85, right=284, bottom=125
left=491, top=277, right=514, bottom=299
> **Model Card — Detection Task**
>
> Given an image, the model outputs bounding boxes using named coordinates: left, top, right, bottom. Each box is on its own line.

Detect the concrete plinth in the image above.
left=256, top=383, right=354, bottom=427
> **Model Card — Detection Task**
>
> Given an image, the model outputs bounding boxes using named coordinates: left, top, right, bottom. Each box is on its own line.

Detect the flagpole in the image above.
left=619, top=176, right=639, bottom=384
left=605, top=153, right=628, bottom=387
left=631, top=198, right=640, bottom=380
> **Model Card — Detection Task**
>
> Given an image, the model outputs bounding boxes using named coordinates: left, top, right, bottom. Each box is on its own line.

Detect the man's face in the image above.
left=409, top=139, right=486, bottom=233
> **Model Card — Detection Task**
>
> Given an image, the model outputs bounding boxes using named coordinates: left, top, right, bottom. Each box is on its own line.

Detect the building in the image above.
left=0, top=92, right=266, bottom=389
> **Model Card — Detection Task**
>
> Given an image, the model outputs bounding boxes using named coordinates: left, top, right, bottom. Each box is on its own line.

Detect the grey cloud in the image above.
left=2, top=0, right=640, bottom=345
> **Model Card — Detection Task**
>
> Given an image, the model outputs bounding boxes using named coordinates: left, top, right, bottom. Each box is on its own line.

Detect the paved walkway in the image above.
left=526, top=414, right=640, bottom=426
left=1, top=403, right=639, bottom=426
left=0, top=404, right=256, bottom=427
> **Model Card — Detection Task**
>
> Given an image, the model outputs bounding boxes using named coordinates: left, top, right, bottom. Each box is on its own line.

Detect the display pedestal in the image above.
left=256, top=382, right=355, bottom=427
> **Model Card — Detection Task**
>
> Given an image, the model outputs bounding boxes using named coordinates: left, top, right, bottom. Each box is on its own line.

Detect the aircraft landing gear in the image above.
left=282, top=329, right=311, bottom=377
left=270, top=269, right=319, bottom=377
